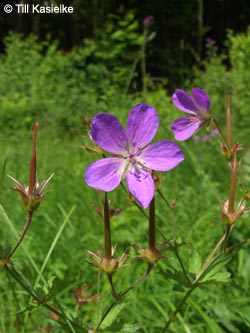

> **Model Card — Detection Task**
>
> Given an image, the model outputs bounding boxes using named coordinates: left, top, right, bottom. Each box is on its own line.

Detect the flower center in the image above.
left=125, top=147, right=142, bottom=165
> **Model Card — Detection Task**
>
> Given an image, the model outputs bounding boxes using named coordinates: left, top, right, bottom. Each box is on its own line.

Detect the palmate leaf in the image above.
left=99, top=303, right=126, bottom=330
left=161, top=265, right=191, bottom=288
left=200, top=254, right=232, bottom=284
left=202, top=271, right=231, bottom=283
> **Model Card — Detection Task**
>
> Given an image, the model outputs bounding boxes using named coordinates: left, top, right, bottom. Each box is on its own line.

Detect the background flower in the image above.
left=171, top=88, right=211, bottom=141
left=85, top=103, right=184, bottom=208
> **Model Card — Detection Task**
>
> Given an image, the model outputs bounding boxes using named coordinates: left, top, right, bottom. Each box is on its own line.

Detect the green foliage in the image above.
left=192, top=29, right=250, bottom=140
left=99, top=303, right=126, bottom=331
left=0, top=31, right=137, bottom=137
left=0, top=34, right=85, bottom=136
left=200, top=254, right=232, bottom=284
left=1, top=29, right=250, bottom=333
left=74, top=10, right=143, bottom=95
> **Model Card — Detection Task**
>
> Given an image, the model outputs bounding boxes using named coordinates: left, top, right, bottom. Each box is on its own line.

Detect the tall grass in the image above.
left=1, top=32, right=250, bottom=332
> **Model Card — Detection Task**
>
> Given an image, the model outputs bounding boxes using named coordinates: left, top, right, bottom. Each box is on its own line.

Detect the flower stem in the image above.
left=28, top=123, right=39, bottom=197
left=120, top=263, right=153, bottom=297
left=157, top=189, right=176, bottom=240
left=226, top=94, right=232, bottom=148
left=174, top=246, right=191, bottom=286
left=107, top=274, right=118, bottom=299
left=212, top=117, right=231, bottom=153
left=94, top=299, right=117, bottom=332
left=148, top=197, right=156, bottom=250
left=103, top=193, right=112, bottom=259
left=163, top=226, right=234, bottom=331
left=95, top=263, right=153, bottom=331
left=4, top=263, right=87, bottom=332
left=141, top=28, right=148, bottom=101
left=223, top=225, right=232, bottom=252
left=228, top=144, right=238, bottom=215
left=5, top=211, right=33, bottom=262
left=162, top=287, right=196, bottom=332
left=193, top=230, right=228, bottom=284
left=226, top=238, right=250, bottom=252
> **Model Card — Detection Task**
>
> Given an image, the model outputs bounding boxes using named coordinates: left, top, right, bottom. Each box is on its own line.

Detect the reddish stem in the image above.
left=28, top=123, right=39, bottom=197
left=228, top=144, right=238, bottom=215
left=226, top=94, right=232, bottom=148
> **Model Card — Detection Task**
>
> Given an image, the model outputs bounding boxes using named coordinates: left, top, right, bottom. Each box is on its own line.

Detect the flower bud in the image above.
left=8, top=123, right=53, bottom=213
left=133, top=244, right=166, bottom=264
left=220, top=199, right=247, bottom=225
left=87, top=248, right=129, bottom=274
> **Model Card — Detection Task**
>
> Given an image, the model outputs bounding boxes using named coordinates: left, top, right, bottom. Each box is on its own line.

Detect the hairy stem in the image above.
left=107, top=274, right=118, bottom=299
left=228, top=144, right=238, bottom=215
left=174, top=246, right=191, bottom=286
left=141, top=28, right=148, bottom=101
left=148, top=197, right=156, bottom=250
left=28, top=122, right=39, bottom=197
left=94, top=299, right=117, bottom=331
left=212, top=117, right=231, bottom=153
left=162, top=225, right=234, bottom=331
left=193, top=230, right=229, bottom=284
left=226, top=94, right=232, bottom=148
left=162, top=287, right=196, bottom=332
left=103, top=193, right=112, bottom=259
left=4, top=263, right=87, bottom=332
left=95, top=263, right=153, bottom=331
left=120, top=263, right=153, bottom=297
left=226, top=238, right=250, bottom=252
left=6, top=211, right=33, bottom=262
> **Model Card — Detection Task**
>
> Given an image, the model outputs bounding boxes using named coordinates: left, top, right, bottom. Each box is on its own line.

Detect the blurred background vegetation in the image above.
left=1, top=1, right=250, bottom=332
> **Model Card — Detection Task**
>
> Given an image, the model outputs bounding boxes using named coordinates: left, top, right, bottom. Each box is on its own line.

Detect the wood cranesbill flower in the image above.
left=171, top=88, right=211, bottom=141
left=84, top=103, right=184, bottom=208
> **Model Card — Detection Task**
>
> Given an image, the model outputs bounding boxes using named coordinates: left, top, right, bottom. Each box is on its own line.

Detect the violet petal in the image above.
left=126, top=103, right=159, bottom=149
left=126, top=166, right=154, bottom=208
left=139, top=141, right=184, bottom=171
left=84, top=157, right=127, bottom=191
left=172, top=89, right=200, bottom=115
left=171, top=116, right=201, bottom=141
left=192, top=88, right=210, bottom=112
left=91, top=113, right=127, bottom=154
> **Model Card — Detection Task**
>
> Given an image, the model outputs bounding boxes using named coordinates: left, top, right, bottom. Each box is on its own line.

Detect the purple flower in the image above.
left=84, top=103, right=184, bottom=208
left=205, top=37, right=214, bottom=45
left=143, top=15, right=154, bottom=26
left=171, top=88, right=211, bottom=141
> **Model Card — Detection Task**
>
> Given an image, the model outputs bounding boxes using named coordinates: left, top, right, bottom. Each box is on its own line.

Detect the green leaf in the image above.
left=188, top=250, right=202, bottom=275
left=189, top=298, right=225, bottom=333
left=161, top=266, right=190, bottom=288
left=121, top=322, right=140, bottom=333
left=0, top=243, right=11, bottom=258
left=110, top=30, right=125, bottom=41
left=100, top=303, right=126, bottom=330
left=200, top=254, right=232, bottom=283
left=202, top=271, right=231, bottom=283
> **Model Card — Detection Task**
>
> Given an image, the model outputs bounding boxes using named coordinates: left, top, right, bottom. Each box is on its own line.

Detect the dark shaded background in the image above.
left=1, top=0, right=250, bottom=87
